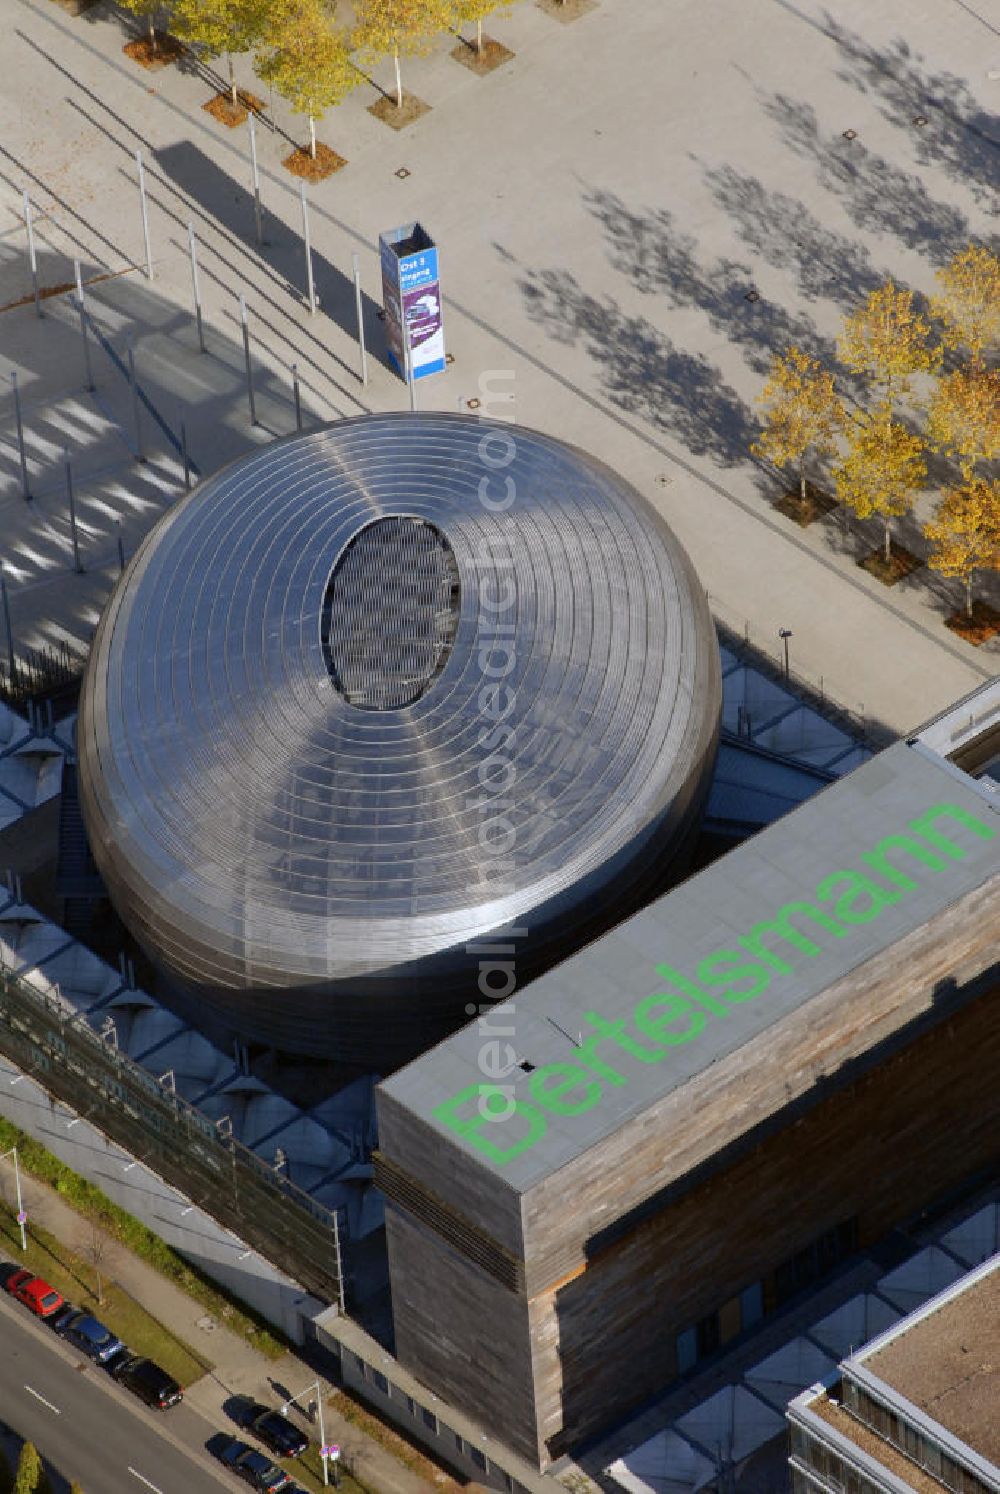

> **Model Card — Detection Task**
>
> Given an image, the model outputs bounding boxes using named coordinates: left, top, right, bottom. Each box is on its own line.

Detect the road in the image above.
left=0, top=1292, right=236, bottom=1493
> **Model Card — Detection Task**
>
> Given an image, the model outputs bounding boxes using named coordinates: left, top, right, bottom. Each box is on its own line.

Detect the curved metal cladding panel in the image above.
left=78, top=414, right=721, bottom=1068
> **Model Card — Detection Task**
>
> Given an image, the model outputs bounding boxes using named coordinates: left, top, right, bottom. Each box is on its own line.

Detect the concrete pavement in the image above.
left=0, top=0, right=997, bottom=735
left=12, top=1170, right=440, bottom=1494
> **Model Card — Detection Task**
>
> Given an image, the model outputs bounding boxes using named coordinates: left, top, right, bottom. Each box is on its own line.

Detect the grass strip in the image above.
left=0, top=1211, right=208, bottom=1387
left=332, top=1387, right=462, bottom=1489
left=0, top=1116, right=286, bottom=1358
left=291, top=1442, right=370, bottom=1494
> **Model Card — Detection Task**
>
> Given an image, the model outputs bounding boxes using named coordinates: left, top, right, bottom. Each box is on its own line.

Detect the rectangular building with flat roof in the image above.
left=376, top=737, right=1000, bottom=1467
left=788, top=1253, right=1000, bottom=1493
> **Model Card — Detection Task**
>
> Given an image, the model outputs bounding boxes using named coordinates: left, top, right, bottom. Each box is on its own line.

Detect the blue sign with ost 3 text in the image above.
left=379, top=224, right=446, bottom=380
left=399, top=249, right=439, bottom=292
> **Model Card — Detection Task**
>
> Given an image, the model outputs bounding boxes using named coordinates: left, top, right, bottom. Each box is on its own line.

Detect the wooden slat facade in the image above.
left=380, top=875, right=1000, bottom=1468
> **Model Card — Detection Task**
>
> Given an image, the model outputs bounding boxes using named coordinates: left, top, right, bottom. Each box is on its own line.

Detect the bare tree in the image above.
left=78, top=1224, right=114, bottom=1307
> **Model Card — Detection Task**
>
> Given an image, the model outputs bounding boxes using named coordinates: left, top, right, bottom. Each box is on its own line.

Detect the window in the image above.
left=740, top=1281, right=764, bottom=1329
left=470, top=1447, right=487, bottom=1472
left=719, top=1294, right=742, bottom=1345
left=676, top=1326, right=697, bottom=1374
left=696, top=1310, right=720, bottom=1358
left=421, top=1407, right=438, bottom=1434
left=774, top=1219, right=859, bottom=1306
left=405, top=1395, right=416, bottom=1417
left=372, top=1370, right=389, bottom=1395
left=676, top=1312, right=722, bottom=1373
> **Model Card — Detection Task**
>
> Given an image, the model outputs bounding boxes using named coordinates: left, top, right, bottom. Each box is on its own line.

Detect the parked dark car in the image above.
left=245, top=1404, right=309, bottom=1459
left=48, top=1301, right=80, bottom=1332
left=218, top=1439, right=292, bottom=1491
left=54, top=1309, right=125, bottom=1364
left=111, top=1354, right=183, bottom=1409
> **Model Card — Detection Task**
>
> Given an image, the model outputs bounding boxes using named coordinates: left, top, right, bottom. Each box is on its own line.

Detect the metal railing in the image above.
left=0, top=640, right=86, bottom=711
left=709, top=599, right=898, bottom=753
left=0, top=954, right=344, bottom=1311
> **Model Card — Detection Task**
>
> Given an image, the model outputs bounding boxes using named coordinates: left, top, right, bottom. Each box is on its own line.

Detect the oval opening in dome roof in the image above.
left=321, top=515, right=461, bottom=711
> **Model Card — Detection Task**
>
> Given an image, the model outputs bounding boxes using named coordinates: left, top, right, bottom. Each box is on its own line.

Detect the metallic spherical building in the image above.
left=78, top=414, right=721, bottom=1069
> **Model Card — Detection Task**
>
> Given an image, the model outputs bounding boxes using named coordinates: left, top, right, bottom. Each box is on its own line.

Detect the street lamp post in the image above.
left=0, top=562, right=16, bottom=687
left=282, top=1381, right=333, bottom=1486
left=778, top=627, right=793, bottom=680
left=0, top=1145, right=27, bottom=1251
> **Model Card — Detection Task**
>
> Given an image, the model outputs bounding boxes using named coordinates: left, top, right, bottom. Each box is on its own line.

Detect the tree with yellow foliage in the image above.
left=839, top=279, right=939, bottom=412
left=924, top=478, right=1000, bottom=619
left=451, top=0, right=511, bottom=56
left=118, top=0, right=171, bottom=53
left=834, top=280, right=936, bottom=571
left=927, top=364, right=1000, bottom=483
left=354, top=0, right=454, bottom=110
left=255, top=0, right=359, bottom=158
left=834, top=408, right=927, bottom=566
left=930, top=243, right=1000, bottom=368
left=172, top=0, right=268, bottom=108
left=752, top=347, right=843, bottom=504
left=13, top=1443, right=51, bottom=1494
left=923, top=246, right=1000, bottom=622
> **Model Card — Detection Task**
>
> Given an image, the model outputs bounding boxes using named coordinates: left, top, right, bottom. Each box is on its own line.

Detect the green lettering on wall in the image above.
left=574, top=1031, right=629, bottom=1086
left=433, top=1083, right=546, bottom=1164
left=655, top=964, right=729, bottom=1017
left=740, top=902, right=847, bottom=974
left=430, top=796, right=998, bottom=1168
left=695, top=951, right=772, bottom=1002
left=634, top=992, right=705, bottom=1046
left=861, top=834, right=947, bottom=890
left=529, top=1063, right=603, bottom=1115
left=908, top=803, right=997, bottom=858
left=582, top=1010, right=664, bottom=1064
left=814, top=869, right=902, bottom=924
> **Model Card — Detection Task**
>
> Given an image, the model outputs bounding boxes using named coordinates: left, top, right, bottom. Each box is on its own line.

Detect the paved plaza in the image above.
left=1, top=0, right=998, bottom=726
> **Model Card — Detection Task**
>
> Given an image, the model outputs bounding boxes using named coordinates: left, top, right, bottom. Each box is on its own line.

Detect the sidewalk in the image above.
left=18, top=1171, right=439, bottom=1494
left=1, top=0, right=997, bottom=734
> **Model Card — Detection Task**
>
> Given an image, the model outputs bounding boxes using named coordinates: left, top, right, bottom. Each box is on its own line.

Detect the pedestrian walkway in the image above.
left=17, top=1171, right=438, bottom=1494
left=1, top=0, right=997, bottom=733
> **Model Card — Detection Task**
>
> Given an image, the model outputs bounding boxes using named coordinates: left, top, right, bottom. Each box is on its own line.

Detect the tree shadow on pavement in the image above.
left=518, top=265, right=757, bottom=466
left=699, top=164, right=886, bottom=310
left=820, top=11, right=1000, bottom=217
left=760, top=94, right=973, bottom=264
left=582, top=189, right=835, bottom=377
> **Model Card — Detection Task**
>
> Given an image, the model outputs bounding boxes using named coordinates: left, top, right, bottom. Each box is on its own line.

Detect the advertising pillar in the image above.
left=379, top=222, right=446, bottom=381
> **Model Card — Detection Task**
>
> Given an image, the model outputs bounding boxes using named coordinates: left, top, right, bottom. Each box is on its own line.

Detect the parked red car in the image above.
left=5, top=1270, right=65, bottom=1317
